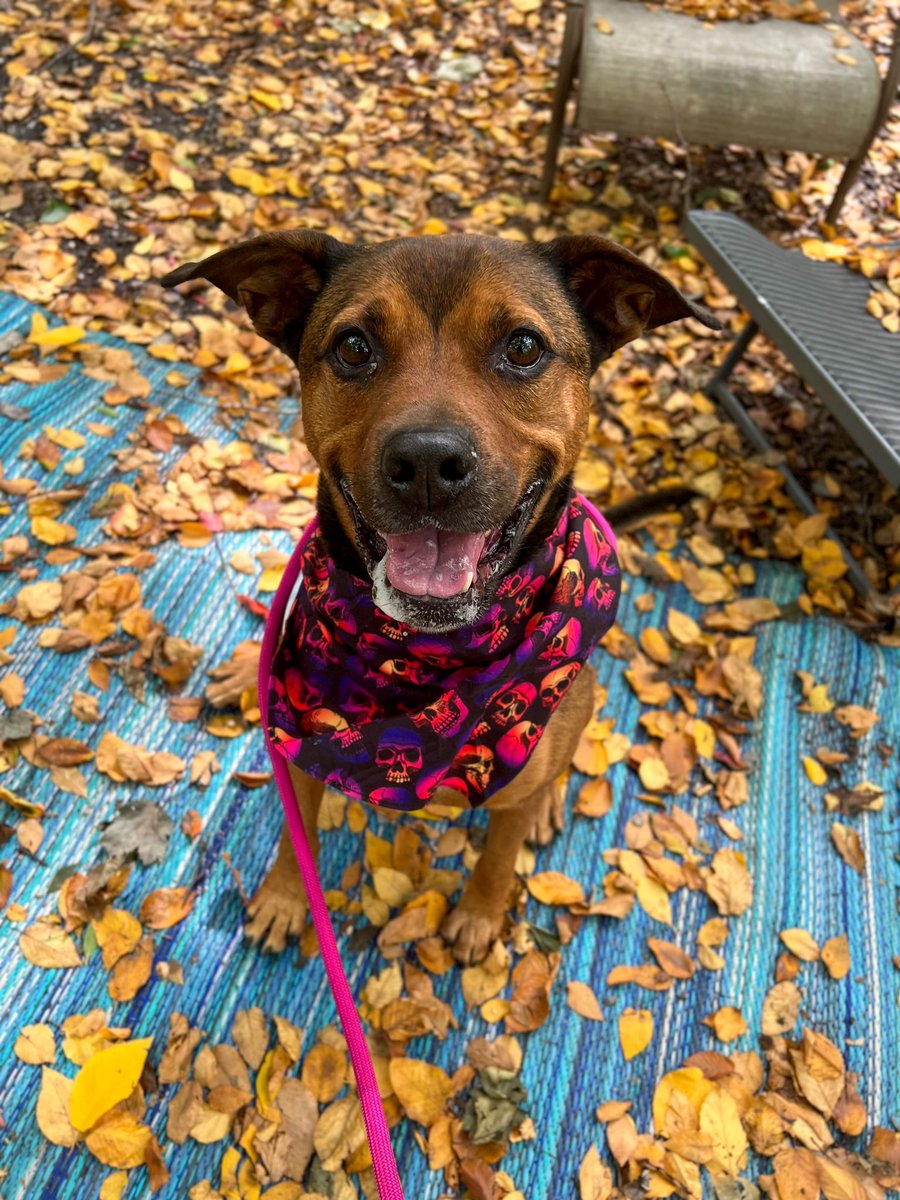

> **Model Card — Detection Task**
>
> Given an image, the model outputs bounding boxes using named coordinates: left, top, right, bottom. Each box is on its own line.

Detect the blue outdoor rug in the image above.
left=0, top=291, right=897, bottom=1200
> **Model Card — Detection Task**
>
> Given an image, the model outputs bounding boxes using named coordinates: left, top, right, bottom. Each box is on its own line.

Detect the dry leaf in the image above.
left=821, top=935, right=850, bottom=980
left=20, top=918, right=82, bottom=969
left=618, top=1008, right=653, bottom=1060
left=388, top=1058, right=454, bottom=1126
left=71, top=1038, right=152, bottom=1132
left=36, top=1067, right=78, bottom=1147
left=566, top=980, right=604, bottom=1021
left=526, top=871, right=585, bottom=906
left=830, top=824, right=865, bottom=873
left=14, top=1023, right=56, bottom=1064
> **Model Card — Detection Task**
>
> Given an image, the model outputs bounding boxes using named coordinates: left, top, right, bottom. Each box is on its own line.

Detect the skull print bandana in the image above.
left=266, top=492, right=620, bottom=811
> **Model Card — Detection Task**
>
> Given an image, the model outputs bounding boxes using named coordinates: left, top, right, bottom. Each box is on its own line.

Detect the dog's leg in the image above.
left=527, top=777, right=566, bottom=847
left=441, top=784, right=548, bottom=965
left=245, top=764, right=323, bottom=953
left=441, top=668, right=596, bottom=964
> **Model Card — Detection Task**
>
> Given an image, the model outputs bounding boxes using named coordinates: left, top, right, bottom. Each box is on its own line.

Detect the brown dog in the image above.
left=163, top=231, right=717, bottom=964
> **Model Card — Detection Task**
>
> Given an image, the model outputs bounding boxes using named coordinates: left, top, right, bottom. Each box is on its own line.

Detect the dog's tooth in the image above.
left=462, top=569, right=474, bottom=591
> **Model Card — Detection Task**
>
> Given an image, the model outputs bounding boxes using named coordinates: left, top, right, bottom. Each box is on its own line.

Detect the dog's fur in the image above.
left=164, top=231, right=718, bottom=963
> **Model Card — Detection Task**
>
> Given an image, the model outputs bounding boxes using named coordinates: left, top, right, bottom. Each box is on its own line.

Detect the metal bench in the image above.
left=683, top=209, right=900, bottom=593
left=541, top=0, right=899, bottom=221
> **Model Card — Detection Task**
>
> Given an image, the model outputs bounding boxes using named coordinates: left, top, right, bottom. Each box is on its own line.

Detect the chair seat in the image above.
left=578, top=0, right=882, bottom=156
left=684, top=210, right=900, bottom=487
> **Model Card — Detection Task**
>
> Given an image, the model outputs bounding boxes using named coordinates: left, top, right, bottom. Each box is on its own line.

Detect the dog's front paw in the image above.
left=441, top=900, right=505, bottom=965
left=245, top=875, right=307, bottom=954
left=526, top=782, right=565, bottom=847
left=206, top=640, right=261, bottom=709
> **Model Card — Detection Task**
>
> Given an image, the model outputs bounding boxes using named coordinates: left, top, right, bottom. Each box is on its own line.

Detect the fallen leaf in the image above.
left=566, top=980, right=604, bottom=1021
left=618, top=1008, right=653, bottom=1060
left=71, top=1038, right=152, bottom=1132
left=36, top=1067, right=78, bottom=1147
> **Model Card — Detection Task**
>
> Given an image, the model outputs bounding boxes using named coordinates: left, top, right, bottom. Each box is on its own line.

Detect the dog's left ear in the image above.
left=538, top=234, right=721, bottom=366
left=160, top=230, right=352, bottom=359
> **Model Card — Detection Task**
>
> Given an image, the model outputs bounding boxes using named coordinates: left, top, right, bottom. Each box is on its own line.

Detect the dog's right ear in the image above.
left=160, top=230, right=351, bottom=359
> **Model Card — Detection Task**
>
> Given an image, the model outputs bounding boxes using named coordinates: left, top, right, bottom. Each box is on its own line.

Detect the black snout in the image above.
left=381, top=427, right=478, bottom=509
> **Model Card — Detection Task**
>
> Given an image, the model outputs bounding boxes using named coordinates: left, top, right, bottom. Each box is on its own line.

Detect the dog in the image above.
left=163, top=231, right=718, bottom=965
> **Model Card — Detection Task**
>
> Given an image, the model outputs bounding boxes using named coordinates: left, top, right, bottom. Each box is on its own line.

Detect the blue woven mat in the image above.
left=0, top=293, right=897, bottom=1199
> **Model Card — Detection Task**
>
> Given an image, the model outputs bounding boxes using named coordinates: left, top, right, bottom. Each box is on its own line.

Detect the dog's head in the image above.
left=163, top=231, right=718, bottom=631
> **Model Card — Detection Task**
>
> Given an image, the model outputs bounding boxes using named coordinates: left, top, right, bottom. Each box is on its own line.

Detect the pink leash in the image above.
left=258, top=519, right=405, bottom=1200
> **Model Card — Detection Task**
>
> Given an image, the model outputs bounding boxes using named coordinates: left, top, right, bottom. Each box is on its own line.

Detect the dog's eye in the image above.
left=505, top=330, right=543, bottom=368
left=335, top=332, right=372, bottom=367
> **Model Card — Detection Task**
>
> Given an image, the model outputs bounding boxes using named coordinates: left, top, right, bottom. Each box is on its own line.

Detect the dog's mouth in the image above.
left=339, top=479, right=542, bottom=630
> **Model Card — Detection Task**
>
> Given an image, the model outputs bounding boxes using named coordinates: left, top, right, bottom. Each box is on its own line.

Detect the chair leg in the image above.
left=539, top=0, right=584, bottom=203
left=826, top=16, right=900, bottom=225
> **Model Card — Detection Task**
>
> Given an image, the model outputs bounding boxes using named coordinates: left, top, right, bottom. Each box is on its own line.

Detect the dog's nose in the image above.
left=381, top=427, right=478, bottom=508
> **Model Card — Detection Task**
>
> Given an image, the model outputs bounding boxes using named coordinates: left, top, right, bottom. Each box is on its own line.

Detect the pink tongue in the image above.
left=384, top=528, right=487, bottom=598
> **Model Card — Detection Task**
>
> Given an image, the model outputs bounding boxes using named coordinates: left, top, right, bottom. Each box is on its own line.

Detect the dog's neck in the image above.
left=315, top=473, right=574, bottom=586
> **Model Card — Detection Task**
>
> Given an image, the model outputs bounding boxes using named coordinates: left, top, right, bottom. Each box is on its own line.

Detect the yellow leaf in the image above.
left=636, top=874, right=672, bottom=925
left=20, top=918, right=81, bottom=968
left=250, top=88, right=282, bottom=110
left=15, top=1023, right=56, bottom=1064
left=802, top=756, right=828, bottom=786
left=92, top=908, right=142, bottom=969
left=618, top=1008, right=653, bottom=1060
left=258, top=565, right=285, bottom=592
left=652, top=1068, right=716, bottom=1134
left=70, top=1038, right=152, bottom=1132
left=28, top=315, right=86, bottom=349
left=33, top=513, right=75, bottom=544
left=227, top=167, right=278, bottom=196
left=99, top=1172, right=129, bottom=1200
left=779, top=928, right=820, bottom=962
left=698, top=1088, right=748, bottom=1176
left=579, top=1144, right=613, bottom=1200
left=169, top=166, right=194, bottom=193
left=36, top=1067, right=78, bottom=1147
left=701, top=1006, right=748, bottom=1044
left=526, top=871, right=585, bottom=906
left=388, top=1058, right=453, bottom=1126
left=85, top=1110, right=152, bottom=1168
left=421, top=218, right=448, bottom=235
left=821, top=934, right=850, bottom=979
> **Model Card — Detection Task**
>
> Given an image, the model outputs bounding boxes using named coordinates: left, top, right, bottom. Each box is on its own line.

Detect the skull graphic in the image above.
left=553, top=558, right=585, bottom=607
left=489, top=681, right=537, bottom=728
left=301, top=707, right=348, bottom=736
left=496, top=567, right=531, bottom=599
left=539, top=662, right=580, bottom=707
left=469, top=604, right=509, bottom=655
left=514, top=576, right=545, bottom=621
left=539, top=616, right=582, bottom=663
left=583, top=518, right=614, bottom=573
left=496, top=720, right=541, bottom=768
left=379, top=618, right=407, bottom=642
left=380, top=657, right=428, bottom=686
left=587, top=577, right=617, bottom=612
left=375, top=726, right=424, bottom=785
left=452, top=743, right=494, bottom=798
left=411, top=691, right=469, bottom=738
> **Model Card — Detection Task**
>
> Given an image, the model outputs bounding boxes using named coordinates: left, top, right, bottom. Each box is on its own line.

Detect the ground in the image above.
left=0, top=2, right=898, bottom=1199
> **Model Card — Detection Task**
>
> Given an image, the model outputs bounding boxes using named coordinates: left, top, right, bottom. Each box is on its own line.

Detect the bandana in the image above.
left=266, top=492, right=620, bottom=811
